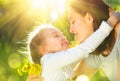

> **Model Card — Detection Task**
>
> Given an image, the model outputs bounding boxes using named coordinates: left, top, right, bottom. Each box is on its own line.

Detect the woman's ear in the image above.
left=84, top=12, right=93, bottom=24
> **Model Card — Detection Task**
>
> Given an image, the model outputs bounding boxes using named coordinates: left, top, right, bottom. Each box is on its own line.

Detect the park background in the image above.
left=0, top=0, right=120, bottom=81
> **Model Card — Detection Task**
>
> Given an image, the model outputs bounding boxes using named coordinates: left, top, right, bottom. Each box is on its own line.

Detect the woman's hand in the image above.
left=26, top=75, right=43, bottom=81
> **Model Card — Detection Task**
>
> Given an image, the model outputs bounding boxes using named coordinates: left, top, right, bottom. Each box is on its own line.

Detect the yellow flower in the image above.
left=22, top=63, right=30, bottom=72
left=17, top=63, right=42, bottom=76
left=17, top=69, right=23, bottom=76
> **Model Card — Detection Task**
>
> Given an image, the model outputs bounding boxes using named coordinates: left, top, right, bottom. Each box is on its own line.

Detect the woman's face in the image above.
left=68, top=9, right=94, bottom=43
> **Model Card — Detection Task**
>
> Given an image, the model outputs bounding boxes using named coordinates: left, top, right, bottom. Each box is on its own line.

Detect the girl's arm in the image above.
left=41, top=21, right=113, bottom=68
left=41, top=12, right=120, bottom=69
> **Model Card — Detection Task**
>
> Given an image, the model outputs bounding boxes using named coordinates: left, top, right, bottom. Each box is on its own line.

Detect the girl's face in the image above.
left=42, top=28, right=69, bottom=54
left=68, top=9, right=94, bottom=43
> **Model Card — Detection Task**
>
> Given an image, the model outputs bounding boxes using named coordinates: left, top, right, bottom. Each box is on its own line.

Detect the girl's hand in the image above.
left=107, top=11, right=120, bottom=28
left=26, top=75, right=43, bottom=81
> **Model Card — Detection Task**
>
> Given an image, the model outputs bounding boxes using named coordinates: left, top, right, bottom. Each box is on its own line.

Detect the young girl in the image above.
left=27, top=12, right=119, bottom=81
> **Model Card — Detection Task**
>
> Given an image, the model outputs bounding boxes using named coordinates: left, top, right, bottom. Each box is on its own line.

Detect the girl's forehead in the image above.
left=43, top=28, right=62, bottom=35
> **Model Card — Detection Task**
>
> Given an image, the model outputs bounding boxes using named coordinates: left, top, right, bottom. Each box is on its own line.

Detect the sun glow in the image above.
left=50, top=11, right=58, bottom=21
left=29, top=0, right=67, bottom=21
left=32, top=0, right=41, bottom=9
left=31, top=0, right=49, bottom=9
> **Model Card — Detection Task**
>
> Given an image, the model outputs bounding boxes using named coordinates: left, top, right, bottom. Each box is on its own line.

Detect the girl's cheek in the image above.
left=75, top=19, right=80, bottom=26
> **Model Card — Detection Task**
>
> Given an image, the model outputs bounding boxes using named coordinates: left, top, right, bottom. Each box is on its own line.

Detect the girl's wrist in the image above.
left=107, top=17, right=117, bottom=28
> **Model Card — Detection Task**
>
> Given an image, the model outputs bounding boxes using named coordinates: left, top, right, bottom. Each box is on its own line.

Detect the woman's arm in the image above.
left=74, top=59, right=97, bottom=78
left=116, top=23, right=120, bottom=81
left=118, top=59, right=120, bottom=81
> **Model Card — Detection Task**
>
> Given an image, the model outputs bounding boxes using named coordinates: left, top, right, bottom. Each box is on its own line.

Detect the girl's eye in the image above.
left=54, top=34, right=60, bottom=37
left=71, top=20, right=75, bottom=24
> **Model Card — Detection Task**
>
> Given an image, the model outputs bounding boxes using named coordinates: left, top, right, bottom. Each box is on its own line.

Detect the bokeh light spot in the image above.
left=8, top=54, right=22, bottom=69
left=76, top=75, right=89, bottom=81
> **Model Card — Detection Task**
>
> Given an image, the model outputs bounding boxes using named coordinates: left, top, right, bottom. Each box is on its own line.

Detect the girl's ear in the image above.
left=84, top=12, right=93, bottom=24
left=39, top=46, right=48, bottom=56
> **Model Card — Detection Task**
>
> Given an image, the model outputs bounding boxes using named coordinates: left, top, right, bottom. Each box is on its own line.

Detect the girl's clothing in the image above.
left=85, top=25, right=120, bottom=81
left=41, top=21, right=113, bottom=81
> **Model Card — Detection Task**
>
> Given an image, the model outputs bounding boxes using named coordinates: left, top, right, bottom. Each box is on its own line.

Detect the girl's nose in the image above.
left=61, top=35, right=66, bottom=41
left=70, top=26, right=74, bottom=33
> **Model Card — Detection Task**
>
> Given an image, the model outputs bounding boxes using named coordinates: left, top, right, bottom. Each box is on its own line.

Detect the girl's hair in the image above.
left=70, top=0, right=115, bottom=56
left=27, top=24, right=55, bottom=64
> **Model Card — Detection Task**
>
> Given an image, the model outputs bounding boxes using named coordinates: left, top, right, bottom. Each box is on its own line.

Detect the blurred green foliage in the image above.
left=0, top=0, right=120, bottom=81
left=90, top=68, right=110, bottom=81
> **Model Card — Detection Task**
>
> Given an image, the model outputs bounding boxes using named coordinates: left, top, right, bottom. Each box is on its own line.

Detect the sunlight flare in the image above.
left=31, top=0, right=49, bottom=9
left=29, top=0, right=67, bottom=21
left=50, top=11, right=58, bottom=21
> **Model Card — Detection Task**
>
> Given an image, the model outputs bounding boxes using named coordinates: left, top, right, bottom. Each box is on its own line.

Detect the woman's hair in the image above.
left=27, top=24, right=54, bottom=64
left=70, top=0, right=115, bottom=56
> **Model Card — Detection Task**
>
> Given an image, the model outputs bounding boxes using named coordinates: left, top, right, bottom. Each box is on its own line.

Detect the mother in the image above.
left=68, top=0, right=120, bottom=81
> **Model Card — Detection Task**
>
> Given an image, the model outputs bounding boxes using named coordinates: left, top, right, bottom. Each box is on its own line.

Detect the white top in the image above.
left=41, top=21, right=113, bottom=81
left=85, top=25, right=120, bottom=81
